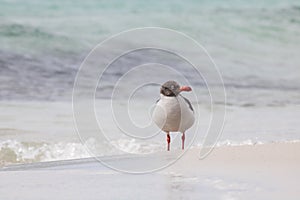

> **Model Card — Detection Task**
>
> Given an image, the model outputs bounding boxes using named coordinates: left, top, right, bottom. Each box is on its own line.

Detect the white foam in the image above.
left=0, top=140, right=91, bottom=165
left=110, top=138, right=163, bottom=154
left=0, top=138, right=163, bottom=166
left=215, top=139, right=264, bottom=147
left=1, top=138, right=299, bottom=167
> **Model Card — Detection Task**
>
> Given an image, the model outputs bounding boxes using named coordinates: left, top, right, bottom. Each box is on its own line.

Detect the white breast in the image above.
left=152, top=94, right=195, bottom=133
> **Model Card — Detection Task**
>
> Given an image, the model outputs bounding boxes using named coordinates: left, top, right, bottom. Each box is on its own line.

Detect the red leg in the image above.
left=167, top=132, right=171, bottom=151
left=181, top=132, right=185, bottom=150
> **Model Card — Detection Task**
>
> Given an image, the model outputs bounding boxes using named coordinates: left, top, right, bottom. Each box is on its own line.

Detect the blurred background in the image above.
left=1, top=0, right=300, bottom=104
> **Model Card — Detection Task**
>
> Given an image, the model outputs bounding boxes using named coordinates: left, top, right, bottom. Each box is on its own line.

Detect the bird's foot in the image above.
left=181, top=133, right=185, bottom=150
left=167, top=133, right=171, bottom=151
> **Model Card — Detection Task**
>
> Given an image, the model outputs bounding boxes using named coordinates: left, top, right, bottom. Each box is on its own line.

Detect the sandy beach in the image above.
left=1, top=141, right=299, bottom=200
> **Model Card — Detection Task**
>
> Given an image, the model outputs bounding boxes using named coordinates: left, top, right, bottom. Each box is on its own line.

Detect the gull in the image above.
left=152, top=81, right=195, bottom=151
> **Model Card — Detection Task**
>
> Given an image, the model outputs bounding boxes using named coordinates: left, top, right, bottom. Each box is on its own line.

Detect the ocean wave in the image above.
left=0, top=140, right=91, bottom=166
left=0, top=21, right=83, bottom=54
left=110, top=138, right=163, bottom=154
left=1, top=138, right=299, bottom=167
left=214, top=139, right=300, bottom=147
left=0, top=138, right=163, bottom=167
left=215, top=139, right=264, bottom=147
left=0, top=23, right=54, bottom=38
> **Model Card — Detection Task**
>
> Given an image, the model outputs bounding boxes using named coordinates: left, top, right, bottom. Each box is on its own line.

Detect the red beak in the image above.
left=180, top=86, right=192, bottom=92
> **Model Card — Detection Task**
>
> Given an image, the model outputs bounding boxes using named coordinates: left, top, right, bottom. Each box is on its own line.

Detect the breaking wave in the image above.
left=0, top=140, right=91, bottom=166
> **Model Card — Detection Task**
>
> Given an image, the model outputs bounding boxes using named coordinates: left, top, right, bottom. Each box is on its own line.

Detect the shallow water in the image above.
left=0, top=100, right=299, bottom=165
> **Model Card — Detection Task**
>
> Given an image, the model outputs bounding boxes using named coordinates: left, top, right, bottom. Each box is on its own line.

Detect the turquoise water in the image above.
left=1, top=0, right=300, bottom=54
left=1, top=0, right=300, bottom=103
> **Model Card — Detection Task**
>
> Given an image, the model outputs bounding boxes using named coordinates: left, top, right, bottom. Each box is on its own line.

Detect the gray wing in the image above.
left=156, top=98, right=160, bottom=104
left=180, top=95, right=194, bottom=112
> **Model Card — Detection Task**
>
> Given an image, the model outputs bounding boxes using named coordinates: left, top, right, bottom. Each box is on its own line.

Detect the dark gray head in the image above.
left=160, top=81, right=181, bottom=97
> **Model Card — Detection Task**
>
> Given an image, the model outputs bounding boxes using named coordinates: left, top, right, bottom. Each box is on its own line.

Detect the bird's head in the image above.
left=160, top=80, right=192, bottom=97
